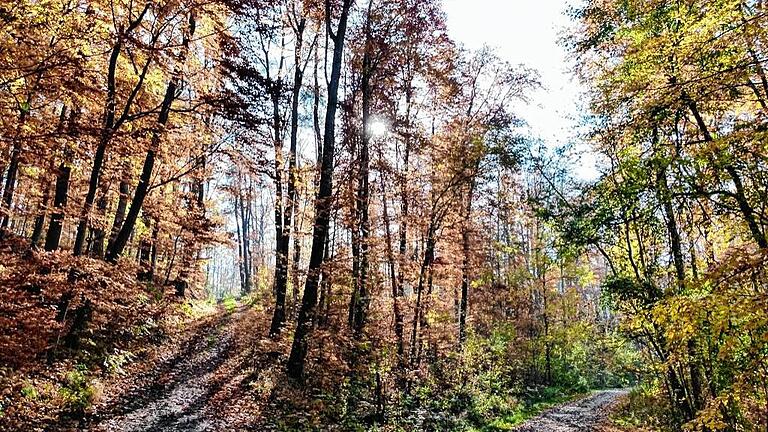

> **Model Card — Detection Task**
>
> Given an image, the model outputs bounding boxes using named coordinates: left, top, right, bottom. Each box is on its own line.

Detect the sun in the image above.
left=368, top=119, right=388, bottom=137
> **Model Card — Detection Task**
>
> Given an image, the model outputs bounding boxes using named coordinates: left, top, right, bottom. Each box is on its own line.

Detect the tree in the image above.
left=565, top=0, right=768, bottom=426
left=287, top=0, right=354, bottom=380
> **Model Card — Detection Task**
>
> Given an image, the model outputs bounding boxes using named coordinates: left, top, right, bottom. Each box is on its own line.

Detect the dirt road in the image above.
left=513, top=389, right=629, bottom=432
left=83, top=308, right=254, bottom=432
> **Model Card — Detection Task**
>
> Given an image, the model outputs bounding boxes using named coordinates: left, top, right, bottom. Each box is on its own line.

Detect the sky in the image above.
left=443, top=0, right=597, bottom=178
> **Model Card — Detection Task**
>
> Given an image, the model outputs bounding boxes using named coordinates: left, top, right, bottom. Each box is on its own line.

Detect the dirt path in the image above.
left=513, top=389, right=628, bottom=432
left=83, top=308, right=254, bottom=432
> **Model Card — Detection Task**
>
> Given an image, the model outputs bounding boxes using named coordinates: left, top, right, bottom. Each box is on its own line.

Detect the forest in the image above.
left=1, top=0, right=767, bottom=431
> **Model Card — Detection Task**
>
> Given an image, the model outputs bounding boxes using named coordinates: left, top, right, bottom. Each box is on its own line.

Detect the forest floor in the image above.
left=512, top=389, right=630, bottom=432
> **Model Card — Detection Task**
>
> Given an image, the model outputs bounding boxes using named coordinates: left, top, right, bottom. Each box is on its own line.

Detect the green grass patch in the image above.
left=179, top=299, right=218, bottom=318
left=221, top=295, right=238, bottom=313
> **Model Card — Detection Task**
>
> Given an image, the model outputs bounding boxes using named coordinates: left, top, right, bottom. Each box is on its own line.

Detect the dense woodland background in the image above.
left=1, top=0, right=768, bottom=430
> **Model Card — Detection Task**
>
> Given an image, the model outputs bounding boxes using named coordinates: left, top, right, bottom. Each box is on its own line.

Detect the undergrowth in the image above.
left=0, top=233, right=193, bottom=429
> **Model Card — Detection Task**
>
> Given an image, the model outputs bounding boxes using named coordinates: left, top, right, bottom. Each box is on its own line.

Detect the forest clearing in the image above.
left=2, top=0, right=768, bottom=430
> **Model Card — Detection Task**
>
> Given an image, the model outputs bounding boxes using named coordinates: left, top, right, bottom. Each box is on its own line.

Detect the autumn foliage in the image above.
left=4, top=0, right=768, bottom=430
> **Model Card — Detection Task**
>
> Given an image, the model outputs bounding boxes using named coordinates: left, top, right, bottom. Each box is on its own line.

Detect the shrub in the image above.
left=59, top=365, right=94, bottom=412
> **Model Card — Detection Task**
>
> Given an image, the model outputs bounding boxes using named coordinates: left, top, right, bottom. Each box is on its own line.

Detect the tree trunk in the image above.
left=683, top=93, right=767, bottom=248
left=74, top=5, right=149, bottom=255
left=350, top=14, right=373, bottom=334
left=109, top=176, right=130, bottom=248
left=44, top=158, right=71, bottom=251
left=44, top=107, right=78, bottom=252
left=313, top=40, right=323, bottom=184
left=318, top=216, right=333, bottom=327
left=235, top=193, right=246, bottom=293
left=653, top=140, right=705, bottom=412
left=458, top=183, right=474, bottom=344
left=137, top=216, right=153, bottom=279
left=240, top=185, right=252, bottom=292
left=270, top=84, right=287, bottom=334
left=271, top=16, right=306, bottom=336
left=1, top=113, right=25, bottom=229
left=90, top=182, right=110, bottom=258
left=106, top=12, right=193, bottom=262
left=410, top=222, right=436, bottom=365
left=287, top=0, right=353, bottom=380
left=106, top=79, right=177, bottom=262
left=398, top=82, right=412, bottom=320
left=74, top=37, right=123, bottom=255
left=656, top=165, right=685, bottom=286
left=291, top=197, right=303, bottom=316
left=0, top=160, right=6, bottom=204
left=30, top=181, right=51, bottom=248
left=542, top=274, right=551, bottom=384
left=380, top=172, right=405, bottom=369
left=184, top=151, right=207, bottom=286
left=150, top=216, right=160, bottom=278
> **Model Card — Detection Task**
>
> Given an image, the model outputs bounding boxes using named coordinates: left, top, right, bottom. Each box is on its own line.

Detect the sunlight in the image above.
left=368, top=119, right=388, bottom=137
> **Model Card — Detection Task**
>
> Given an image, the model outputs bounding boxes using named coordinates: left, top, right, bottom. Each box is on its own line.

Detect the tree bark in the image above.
left=410, top=221, right=436, bottom=365
left=270, top=84, right=287, bottom=334
left=150, top=216, right=160, bottom=278
left=380, top=172, right=405, bottom=369
left=291, top=193, right=303, bottom=316
left=137, top=216, right=153, bottom=277
left=44, top=158, right=71, bottom=251
left=458, top=182, right=474, bottom=344
left=1, top=113, right=25, bottom=230
left=0, top=160, right=6, bottom=204
left=109, top=179, right=130, bottom=248
left=44, top=107, right=78, bottom=251
left=90, top=182, right=110, bottom=258
left=31, top=105, right=65, bottom=247
left=235, top=193, right=246, bottom=292
left=74, top=35, right=122, bottom=255
left=683, top=93, right=767, bottom=248
left=652, top=128, right=705, bottom=412
left=240, top=185, right=253, bottom=292
left=74, top=4, right=150, bottom=255
left=398, top=81, right=412, bottom=317
left=74, top=130, right=111, bottom=255
left=30, top=181, right=51, bottom=248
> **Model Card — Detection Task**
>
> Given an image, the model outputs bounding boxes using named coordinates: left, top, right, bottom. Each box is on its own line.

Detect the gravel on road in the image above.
left=513, top=389, right=629, bottom=432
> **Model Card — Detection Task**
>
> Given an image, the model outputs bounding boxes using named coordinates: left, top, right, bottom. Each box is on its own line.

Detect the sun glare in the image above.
left=368, top=120, right=388, bottom=137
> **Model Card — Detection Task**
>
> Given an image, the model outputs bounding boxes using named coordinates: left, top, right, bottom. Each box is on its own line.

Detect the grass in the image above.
left=179, top=298, right=218, bottom=318
left=221, top=295, right=238, bottom=313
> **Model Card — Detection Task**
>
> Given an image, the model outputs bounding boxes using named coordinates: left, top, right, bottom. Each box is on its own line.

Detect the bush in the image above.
left=610, top=383, right=676, bottom=431
left=104, top=349, right=135, bottom=375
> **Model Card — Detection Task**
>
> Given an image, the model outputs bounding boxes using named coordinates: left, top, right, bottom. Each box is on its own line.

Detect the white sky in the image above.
left=443, top=0, right=598, bottom=179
